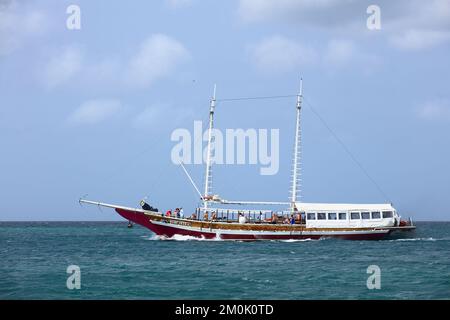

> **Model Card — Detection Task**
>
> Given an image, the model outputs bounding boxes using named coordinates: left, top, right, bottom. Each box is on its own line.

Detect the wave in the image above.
left=389, top=237, right=437, bottom=242
left=241, top=277, right=273, bottom=284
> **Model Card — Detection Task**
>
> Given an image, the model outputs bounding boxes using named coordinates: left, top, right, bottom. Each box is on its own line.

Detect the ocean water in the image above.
left=0, top=221, right=449, bottom=300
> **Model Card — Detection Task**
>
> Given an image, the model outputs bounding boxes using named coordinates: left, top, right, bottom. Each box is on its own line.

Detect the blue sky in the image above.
left=1, top=0, right=449, bottom=221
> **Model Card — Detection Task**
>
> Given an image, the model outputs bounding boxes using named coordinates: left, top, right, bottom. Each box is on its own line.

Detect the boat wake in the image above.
left=279, top=238, right=316, bottom=243
left=143, top=234, right=223, bottom=241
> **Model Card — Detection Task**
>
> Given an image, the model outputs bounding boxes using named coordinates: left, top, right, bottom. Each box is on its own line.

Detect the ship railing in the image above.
left=189, top=207, right=305, bottom=224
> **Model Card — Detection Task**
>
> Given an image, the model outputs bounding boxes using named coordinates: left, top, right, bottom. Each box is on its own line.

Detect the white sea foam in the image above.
left=389, top=237, right=436, bottom=242
left=280, top=238, right=316, bottom=242
left=143, top=234, right=223, bottom=241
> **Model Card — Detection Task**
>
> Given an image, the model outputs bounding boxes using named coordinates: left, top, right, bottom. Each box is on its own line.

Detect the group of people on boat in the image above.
left=274, top=213, right=302, bottom=225
left=190, top=210, right=218, bottom=221
left=164, top=207, right=184, bottom=219
left=159, top=208, right=304, bottom=225
left=145, top=198, right=305, bottom=224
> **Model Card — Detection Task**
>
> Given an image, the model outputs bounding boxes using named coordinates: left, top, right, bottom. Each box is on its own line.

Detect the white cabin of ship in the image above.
left=296, top=203, right=399, bottom=228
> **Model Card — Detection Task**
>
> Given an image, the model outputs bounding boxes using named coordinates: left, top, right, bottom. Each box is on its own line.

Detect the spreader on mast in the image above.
left=290, top=78, right=303, bottom=213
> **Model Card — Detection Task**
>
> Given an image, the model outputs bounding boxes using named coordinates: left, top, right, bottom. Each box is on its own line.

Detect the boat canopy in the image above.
left=295, top=203, right=395, bottom=212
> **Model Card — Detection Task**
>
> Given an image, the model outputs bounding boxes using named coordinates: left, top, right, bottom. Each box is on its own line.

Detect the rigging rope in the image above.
left=303, top=96, right=391, bottom=203
left=217, top=94, right=297, bottom=102
left=214, top=92, right=391, bottom=203
left=82, top=92, right=391, bottom=206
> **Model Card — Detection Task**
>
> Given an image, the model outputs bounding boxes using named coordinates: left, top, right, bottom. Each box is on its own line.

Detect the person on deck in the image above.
left=166, top=210, right=171, bottom=217
left=290, top=215, right=295, bottom=225
left=258, top=211, right=263, bottom=223
left=211, top=211, right=217, bottom=221
left=191, top=212, right=197, bottom=220
left=271, top=212, right=277, bottom=224
left=203, top=211, right=209, bottom=221
left=179, top=208, right=184, bottom=219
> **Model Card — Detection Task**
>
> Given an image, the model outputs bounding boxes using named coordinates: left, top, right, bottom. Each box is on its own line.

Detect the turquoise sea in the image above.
left=0, top=221, right=449, bottom=299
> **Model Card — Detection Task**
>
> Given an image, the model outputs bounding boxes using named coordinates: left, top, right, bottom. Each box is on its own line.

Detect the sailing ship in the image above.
left=80, top=80, right=416, bottom=240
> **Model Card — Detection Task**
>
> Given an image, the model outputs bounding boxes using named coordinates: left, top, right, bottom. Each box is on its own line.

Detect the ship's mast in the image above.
left=203, top=84, right=216, bottom=210
left=290, top=78, right=303, bottom=213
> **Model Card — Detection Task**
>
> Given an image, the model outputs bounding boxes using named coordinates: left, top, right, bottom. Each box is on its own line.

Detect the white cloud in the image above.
left=323, top=39, right=356, bottom=65
left=249, top=35, right=317, bottom=73
left=68, top=100, right=192, bottom=128
left=39, top=34, right=189, bottom=91
left=132, top=104, right=194, bottom=131
left=43, top=45, right=83, bottom=88
left=386, top=0, right=450, bottom=50
left=389, top=29, right=450, bottom=50
left=322, top=39, right=380, bottom=73
left=238, top=0, right=346, bottom=24
left=249, top=36, right=376, bottom=73
left=238, top=0, right=450, bottom=51
left=126, top=34, right=190, bottom=87
left=68, top=99, right=122, bottom=125
left=417, top=99, right=450, bottom=121
left=0, top=2, right=48, bottom=55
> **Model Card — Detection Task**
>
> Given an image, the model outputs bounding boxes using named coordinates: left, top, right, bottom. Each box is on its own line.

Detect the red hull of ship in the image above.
left=116, top=208, right=389, bottom=241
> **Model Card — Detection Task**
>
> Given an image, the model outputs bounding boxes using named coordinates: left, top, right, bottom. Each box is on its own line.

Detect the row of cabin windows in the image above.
left=306, top=211, right=394, bottom=221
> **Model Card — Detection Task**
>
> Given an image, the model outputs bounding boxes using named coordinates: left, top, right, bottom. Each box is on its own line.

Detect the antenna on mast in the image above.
left=203, top=84, right=216, bottom=210
left=290, top=78, right=303, bottom=213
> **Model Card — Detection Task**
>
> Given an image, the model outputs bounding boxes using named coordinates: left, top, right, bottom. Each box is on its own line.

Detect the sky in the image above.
left=0, top=0, right=449, bottom=221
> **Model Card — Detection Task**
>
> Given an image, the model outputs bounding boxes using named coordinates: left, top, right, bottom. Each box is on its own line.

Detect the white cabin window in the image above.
left=307, top=213, right=316, bottom=220
left=351, top=212, right=360, bottom=220
left=382, top=211, right=393, bottom=218
left=338, top=212, right=347, bottom=220
left=328, top=212, right=337, bottom=220
left=361, top=212, right=370, bottom=219
left=317, top=212, right=326, bottom=220
left=371, top=211, right=381, bottom=219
